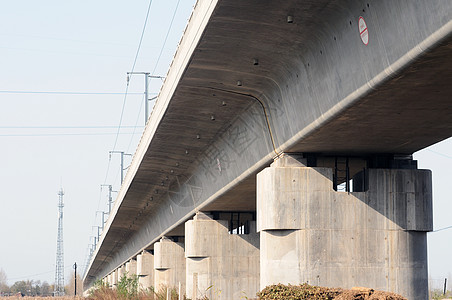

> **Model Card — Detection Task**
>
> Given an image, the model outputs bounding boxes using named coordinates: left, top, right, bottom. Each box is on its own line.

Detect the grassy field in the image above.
left=1, top=298, right=85, bottom=300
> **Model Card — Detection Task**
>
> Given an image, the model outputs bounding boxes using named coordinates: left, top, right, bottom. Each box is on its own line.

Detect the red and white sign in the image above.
left=358, top=16, right=369, bottom=45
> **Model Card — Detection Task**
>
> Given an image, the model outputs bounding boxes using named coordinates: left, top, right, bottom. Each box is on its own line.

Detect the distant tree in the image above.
left=448, top=273, right=452, bottom=292
left=10, top=280, right=28, bottom=295
left=41, top=281, right=51, bottom=297
left=33, top=280, right=41, bottom=296
left=26, top=280, right=33, bottom=296
left=0, top=268, right=9, bottom=293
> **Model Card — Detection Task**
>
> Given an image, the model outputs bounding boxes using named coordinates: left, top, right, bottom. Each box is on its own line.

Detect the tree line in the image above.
left=0, top=268, right=83, bottom=297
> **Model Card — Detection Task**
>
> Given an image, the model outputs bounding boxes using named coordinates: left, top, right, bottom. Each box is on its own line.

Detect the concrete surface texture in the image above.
left=185, top=212, right=260, bottom=299
left=257, top=165, right=432, bottom=300
left=125, top=259, right=137, bottom=276
left=106, top=274, right=111, bottom=287
left=83, top=0, right=452, bottom=296
left=111, top=270, right=117, bottom=288
left=154, top=238, right=186, bottom=293
left=137, top=251, right=154, bottom=290
left=117, top=265, right=125, bottom=283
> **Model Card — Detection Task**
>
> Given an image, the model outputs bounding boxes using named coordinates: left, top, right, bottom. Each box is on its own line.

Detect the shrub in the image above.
left=117, top=273, right=139, bottom=299
left=258, top=283, right=342, bottom=300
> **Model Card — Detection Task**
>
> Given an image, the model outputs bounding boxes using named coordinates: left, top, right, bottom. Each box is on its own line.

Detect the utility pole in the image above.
left=127, top=72, right=164, bottom=124
left=101, top=184, right=117, bottom=214
left=54, top=188, right=65, bottom=296
left=93, top=226, right=102, bottom=244
left=109, top=151, right=132, bottom=185
left=89, top=239, right=96, bottom=256
left=73, top=262, right=77, bottom=296
left=90, top=236, right=96, bottom=250
left=96, top=211, right=108, bottom=231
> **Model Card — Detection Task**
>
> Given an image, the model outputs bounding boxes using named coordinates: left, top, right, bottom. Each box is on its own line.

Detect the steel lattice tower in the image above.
left=54, top=188, right=65, bottom=296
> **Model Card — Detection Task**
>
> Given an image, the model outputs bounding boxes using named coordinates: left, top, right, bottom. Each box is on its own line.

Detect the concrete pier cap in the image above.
left=137, top=250, right=154, bottom=290
left=125, top=258, right=137, bottom=276
left=271, top=153, right=308, bottom=168
left=154, top=236, right=186, bottom=293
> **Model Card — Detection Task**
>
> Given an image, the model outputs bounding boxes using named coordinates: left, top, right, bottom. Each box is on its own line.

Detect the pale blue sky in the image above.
left=0, top=0, right=450, bottom=289
left=0, top=0, right=197, bottom=284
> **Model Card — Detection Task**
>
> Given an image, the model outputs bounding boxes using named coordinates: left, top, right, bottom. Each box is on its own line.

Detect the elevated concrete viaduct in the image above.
left=83, top=0, right=452, bottom=299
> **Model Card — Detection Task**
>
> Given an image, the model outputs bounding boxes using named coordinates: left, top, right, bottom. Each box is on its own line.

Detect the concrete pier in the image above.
left=257, top=162, right=433, bottom=299
left=125, top=259, right=137, bottom=276
left=111, top=270, right=118, bottom=288
left=154, top=237, right=186, bottom=293
left=137, top=250, right=154, bottom=290
left=104, top=274, right=110, bottom=287
left=117, top=265, right=126, bottom=282
left=185, top=212, right=260, bottom=299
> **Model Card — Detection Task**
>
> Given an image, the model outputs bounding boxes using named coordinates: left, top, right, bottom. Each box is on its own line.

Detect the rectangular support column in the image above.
left=117, top=264, right=126, bottom=282
left=111, top=270, right=118, bottom=289
left=125, top=259, right=137, bottom=276
left=106, top=273, right=112, bottom=288
left=137, top=250, right=154, bottom=291
left=154, top=237, right=186, bottom=293
left=185, top=212, right=260, bottom=300
left=257, top=165, right=432, bottom=300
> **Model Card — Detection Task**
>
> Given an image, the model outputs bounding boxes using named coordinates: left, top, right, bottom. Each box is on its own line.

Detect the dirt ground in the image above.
left=257, top=284, right=407, bottom=300
left=1, top=286, right=406, bottom=300
left=334, top=287, right=407, bottom=300
left=0, top=297, right=83, bottom=300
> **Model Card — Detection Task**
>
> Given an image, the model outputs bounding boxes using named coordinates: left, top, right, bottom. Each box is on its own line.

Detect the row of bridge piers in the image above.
left=100, top=154, right=433, bottom=300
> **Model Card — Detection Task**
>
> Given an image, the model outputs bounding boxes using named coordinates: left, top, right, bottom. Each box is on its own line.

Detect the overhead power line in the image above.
left=87, top=2, right=155, bottom=276
left=124, top=0, right=181, bottom=154
left=0, top=125, right=144, bottom=129
left=0, top=132, right=141, bottom=137
left=0, top=32, right=141, bottom=48
left=432, top=225, right=452, bottom=233
left=0, top=90, right=148, bottom=95
left=8, top=265, right=72, bottom=282
left=107, top=0, right=154, bottom=180
left=130, top=0, right=154, bottom=77
left=126, top=94, right=146, bottom=153
left=151, top=0, right=181, bottom=75
left=426, top=149, right=452, bottom=159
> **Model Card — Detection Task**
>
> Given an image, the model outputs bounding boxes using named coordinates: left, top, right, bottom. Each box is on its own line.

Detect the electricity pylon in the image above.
left=54, top=188, right=65, bottom=296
